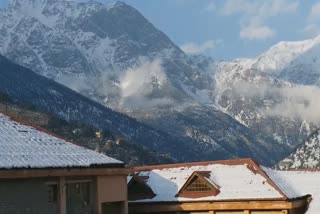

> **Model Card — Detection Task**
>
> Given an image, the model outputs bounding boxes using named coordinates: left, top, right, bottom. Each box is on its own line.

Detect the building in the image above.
left=0, top=112, right=130, bottom=214
left=264, top=169, right=320, bottom=214
left=128, top=158, right=312, bottom=214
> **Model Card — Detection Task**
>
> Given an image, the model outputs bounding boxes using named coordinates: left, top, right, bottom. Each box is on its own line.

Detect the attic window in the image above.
left=176, top=171, right=220, bottom=198
left=185, top=176, right=212, bottom=192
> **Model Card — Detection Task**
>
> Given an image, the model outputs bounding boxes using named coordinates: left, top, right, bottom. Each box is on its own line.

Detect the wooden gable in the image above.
left=128, top=174, right=156, bottom=201
left=176, top=171, right=220, bottom=198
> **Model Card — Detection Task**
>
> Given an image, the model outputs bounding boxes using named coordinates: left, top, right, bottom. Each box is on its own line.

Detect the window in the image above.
left=67, top=182, right=91, bottom=205
left=67, top=183, right=81, bottom=195
left=48, top=184, right=58, bottom=203
left=175, top=172, right=220, bottom=198
left=185, top=177, right=212, bottom=192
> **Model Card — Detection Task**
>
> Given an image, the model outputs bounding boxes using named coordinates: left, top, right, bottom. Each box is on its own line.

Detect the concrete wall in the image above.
left=0, top=174, right=128, bottom=214
left=0, top=178, right=59, bottom=214
left=96, top=175, right=128, bottom=214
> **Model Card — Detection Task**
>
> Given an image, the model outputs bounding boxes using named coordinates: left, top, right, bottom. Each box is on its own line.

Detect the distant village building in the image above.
left=128, top=159, right=315, bottom=214
left=0, top=113, right=129, bottom=214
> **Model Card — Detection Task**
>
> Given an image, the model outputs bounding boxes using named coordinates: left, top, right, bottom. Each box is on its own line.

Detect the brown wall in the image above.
left=96, top=175, right=128, bottom=214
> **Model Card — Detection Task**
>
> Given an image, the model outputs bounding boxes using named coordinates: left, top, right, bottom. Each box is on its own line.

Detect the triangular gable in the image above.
left=176, top=171, right=220, bottom=198
left=128, top=174, right=156, bottom=201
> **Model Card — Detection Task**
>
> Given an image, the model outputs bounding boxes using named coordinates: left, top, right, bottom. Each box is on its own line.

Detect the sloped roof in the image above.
left=263, top=168, right=320, bottom=214
left=129, top=158, right=290, bottom=202
left=0, top=113, right=123, bottom=169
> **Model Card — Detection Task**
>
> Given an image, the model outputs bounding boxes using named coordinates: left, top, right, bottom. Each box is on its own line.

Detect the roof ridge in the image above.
left=133, top=158, right=255, bottom=171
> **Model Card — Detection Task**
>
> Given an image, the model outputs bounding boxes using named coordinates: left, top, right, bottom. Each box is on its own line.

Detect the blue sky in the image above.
left=1, top=0, right=320, bottom=60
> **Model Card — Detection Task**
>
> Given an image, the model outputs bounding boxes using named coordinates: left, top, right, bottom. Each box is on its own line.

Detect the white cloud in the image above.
left=120, top=59, right=167, bottom=99
left=226, top=80, right=320, bottom=123
left=58, top=58, right=178, bottom=111
left=240, top=25, right=276, bottom=40
left=264, top=85, right=320, bottom=123
left=211, top=0, right=299, bottom=41
left=180, top=40, right=221, bottom=54
left=304, top=2, right=320, bottom=37
left=119, top=58, right=176, bottom=110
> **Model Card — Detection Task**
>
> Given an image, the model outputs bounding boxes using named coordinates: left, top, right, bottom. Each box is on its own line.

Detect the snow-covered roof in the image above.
left=263, top=168, right=320, bottom=214
left=0, top=113, right=123, bottom=169
left=129, top=159, right=290, bottom=202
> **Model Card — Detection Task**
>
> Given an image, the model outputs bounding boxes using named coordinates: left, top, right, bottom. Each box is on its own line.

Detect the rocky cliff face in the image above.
left=277, top=130, right=320, bottom=169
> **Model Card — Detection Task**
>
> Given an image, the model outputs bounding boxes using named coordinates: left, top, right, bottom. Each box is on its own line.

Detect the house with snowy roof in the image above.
left=128, top=159, right=314, bottom=214
left=0, top=112, right=130, bottom=214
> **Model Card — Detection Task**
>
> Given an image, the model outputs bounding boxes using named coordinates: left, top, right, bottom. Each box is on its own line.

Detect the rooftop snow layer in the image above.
left=129, top=159, right=287, bottom=202
left=0, top=113, right=122, bottom=169
left=263, top=168, right=320, bottom=214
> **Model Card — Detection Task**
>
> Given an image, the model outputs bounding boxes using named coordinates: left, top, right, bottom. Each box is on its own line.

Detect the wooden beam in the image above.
left=0, top=168, right=131, bottom=179
left=58, top=177, right=66, bottom=214
left=129, top=199, right=307, bottom=213
left=290, top=199, right=309, bottom=208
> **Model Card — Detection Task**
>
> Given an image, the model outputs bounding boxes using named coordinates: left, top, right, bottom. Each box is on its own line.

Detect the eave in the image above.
left=129, top=197, right=310, bottom=213
left=0, top=167, right=132, bottom=179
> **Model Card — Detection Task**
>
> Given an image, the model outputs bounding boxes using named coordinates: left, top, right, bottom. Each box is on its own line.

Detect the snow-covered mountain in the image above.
left=253, top=36, right=320, bottom=86
left=1, top=0, right=320, bottom=165
left=0, top=0, right=283, bottom=165
left=0, top=0, right=214, bottom=110
left=0, top=54, right=195, bottom=162
left=213, top=36, right=320, bottom=149
left=219, top=35, right=320, bottom=84
left=277, top=129, right=320, bottom=169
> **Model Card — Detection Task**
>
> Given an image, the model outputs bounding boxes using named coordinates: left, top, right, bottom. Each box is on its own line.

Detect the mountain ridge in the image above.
left=2, top=0, right=319, bottom=166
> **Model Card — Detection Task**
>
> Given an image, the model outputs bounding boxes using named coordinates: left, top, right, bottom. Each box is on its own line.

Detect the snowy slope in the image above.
left=0, top=54, right=203, bottom=163
left=277, top=130, right=320, bottom=169
left=217, top=35, right=320, bottom=82
left=213, top=36, right=320, bottom=148
left=0, top=0, right=286, bottom=165
left=0, top=0, right=216, bottom=109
